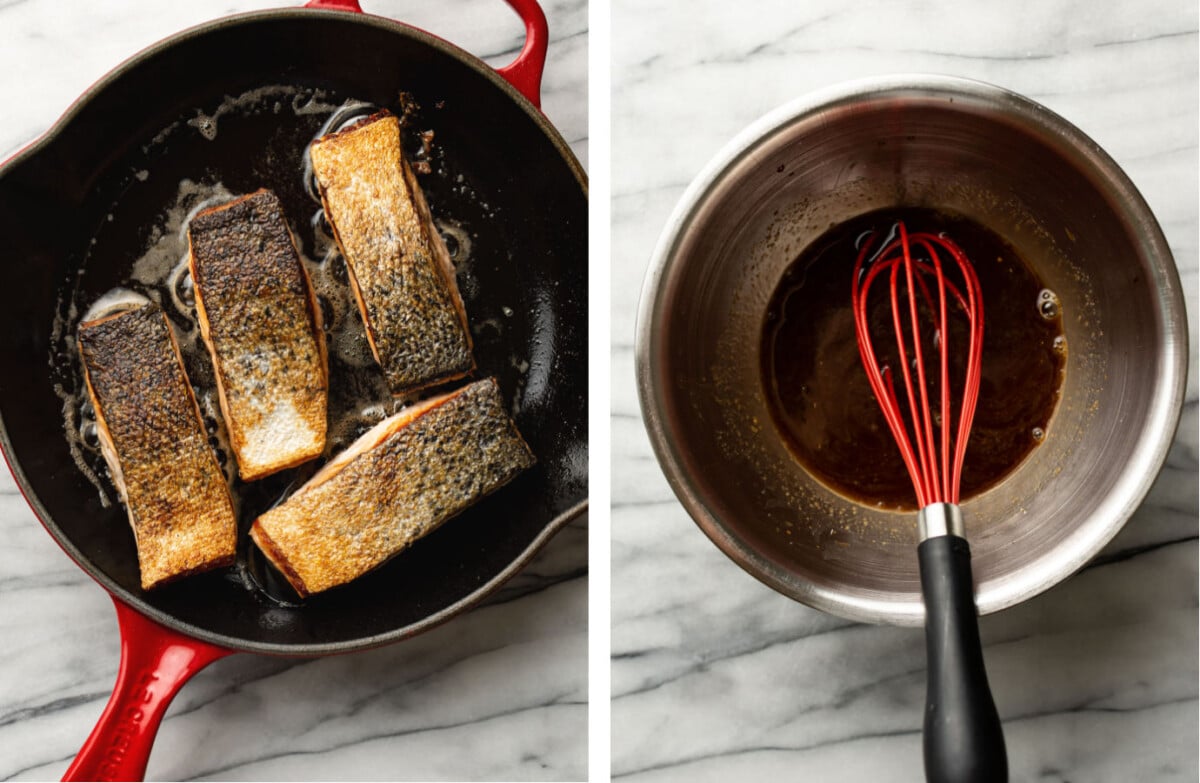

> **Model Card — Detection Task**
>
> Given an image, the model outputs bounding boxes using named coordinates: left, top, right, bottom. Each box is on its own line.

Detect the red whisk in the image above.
left=852, top=221, right=1008, bottom=783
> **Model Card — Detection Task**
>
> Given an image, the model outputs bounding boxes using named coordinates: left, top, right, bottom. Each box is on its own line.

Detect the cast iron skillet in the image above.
left=0, top=1, right=587, bottom=778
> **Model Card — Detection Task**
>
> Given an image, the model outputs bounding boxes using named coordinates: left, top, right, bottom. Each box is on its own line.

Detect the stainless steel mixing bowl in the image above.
left=636, top=74, right=1188, bottom=626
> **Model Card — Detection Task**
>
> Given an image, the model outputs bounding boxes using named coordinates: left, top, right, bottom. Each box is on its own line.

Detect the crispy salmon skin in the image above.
left=308, top=110, right=474, bottom=395
left=188, top=189, right=328, bottom=481
left=77, top=303, right=237, bottom=590
left=250, top=378, right=534, bottom=596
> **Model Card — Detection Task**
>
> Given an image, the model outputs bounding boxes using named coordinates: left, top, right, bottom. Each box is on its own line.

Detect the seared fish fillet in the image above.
left=188, top=189, right=328, bottom=481
left=309, top=111, right=474, bottom=395
left=77, top=303, right=237, bottom=590
left=250, top=378, right=533, bottom=596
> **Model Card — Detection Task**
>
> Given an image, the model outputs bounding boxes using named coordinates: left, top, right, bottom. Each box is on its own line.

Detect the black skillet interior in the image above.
left=0, top=11, right=587, bottom=653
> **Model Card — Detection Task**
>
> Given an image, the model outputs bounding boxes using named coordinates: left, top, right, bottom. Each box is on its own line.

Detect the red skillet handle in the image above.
left=62, top=597, right=232, bottom=782
left=492, top=0, right=549, bottom=109
left=303, top=0, right=549, bottom=108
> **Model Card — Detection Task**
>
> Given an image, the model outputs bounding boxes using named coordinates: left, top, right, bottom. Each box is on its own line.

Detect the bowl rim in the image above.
left=635, top=73, right=1189, bottom=626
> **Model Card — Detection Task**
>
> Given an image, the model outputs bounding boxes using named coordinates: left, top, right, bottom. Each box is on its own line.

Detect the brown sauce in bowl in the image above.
left=762, top=207, right=1066, bottom=510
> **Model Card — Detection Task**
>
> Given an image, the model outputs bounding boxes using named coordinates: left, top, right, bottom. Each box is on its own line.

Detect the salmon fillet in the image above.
left=77, top=303, right=237, bottom=590
left=250, top=378, right=534, bottom=596
left=188, top=189, right=328, bottom=481
left=308, top=111, right=474, bottom=395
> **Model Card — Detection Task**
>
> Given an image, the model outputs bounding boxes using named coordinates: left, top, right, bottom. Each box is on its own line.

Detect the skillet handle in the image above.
left=62, top=597, right=232, bottom=782
left=302, top=0, right=549, bottom=108
left=493, top=0, right=549, bottom=109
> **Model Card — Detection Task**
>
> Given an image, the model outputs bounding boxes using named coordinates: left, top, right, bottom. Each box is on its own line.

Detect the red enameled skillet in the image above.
left=0, top=0, right=587, bottom=778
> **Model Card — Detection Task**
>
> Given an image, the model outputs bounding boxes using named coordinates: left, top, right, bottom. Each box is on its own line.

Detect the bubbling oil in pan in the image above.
left=48, top=85, right=521, bottom=605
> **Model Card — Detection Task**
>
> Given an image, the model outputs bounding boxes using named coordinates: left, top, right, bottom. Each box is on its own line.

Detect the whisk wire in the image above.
left=853, top=239, right=928, bottom=504
left=913, top=236, right=953, bottom=503
left=934, top=235, right=985, bottom=502
left=890, top=247, right=938, bottom=505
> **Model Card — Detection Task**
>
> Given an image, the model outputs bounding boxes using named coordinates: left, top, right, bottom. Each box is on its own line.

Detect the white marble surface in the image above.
left=612, top=1, right=1197, bottom=781
left=0, top=1, right=586, bottom=780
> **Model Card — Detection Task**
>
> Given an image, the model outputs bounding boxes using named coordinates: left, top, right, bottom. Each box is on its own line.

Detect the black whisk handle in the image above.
left=918, top=534, right=1008, bottom=783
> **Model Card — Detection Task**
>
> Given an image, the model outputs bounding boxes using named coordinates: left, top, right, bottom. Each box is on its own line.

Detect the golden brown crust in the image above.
left=77, top=303, right=238, bottom=590
left=188, top=189, right=328, bottom=481
left=251, top=378, right=534, bottom=595
left=309, top=111, right=475, bottom=396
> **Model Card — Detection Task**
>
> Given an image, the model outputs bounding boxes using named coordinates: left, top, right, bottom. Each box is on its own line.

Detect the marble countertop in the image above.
left=611, top=1, right=1197, bottom=781
left=0, top=1, right=586, bottom=780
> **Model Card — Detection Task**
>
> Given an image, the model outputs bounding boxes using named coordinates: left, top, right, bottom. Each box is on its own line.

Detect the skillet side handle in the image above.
left=62, top=597, right=232, bottom=782
left=303, top=0, right=363, bottom=10
left=301, top=0, right=548, bottom=109
left=494, top=0, right=549, bottom=109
